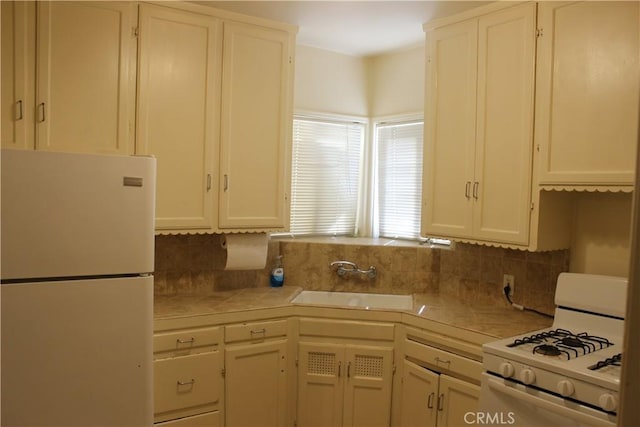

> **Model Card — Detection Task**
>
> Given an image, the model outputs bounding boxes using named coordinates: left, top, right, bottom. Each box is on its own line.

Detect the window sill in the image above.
left=271, top=235, right=451, bottom=250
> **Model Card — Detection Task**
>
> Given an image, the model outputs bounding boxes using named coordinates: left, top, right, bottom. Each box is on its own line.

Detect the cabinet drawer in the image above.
left=154, top=326, right=222, bottom=358
left=156, top=411, right=220, bottom=426
left=154, top=352, right=221, bottom=418
left=225, top=319, right=287, bottom=343
left=299, top=318, right=395, bottom=341
left=404, top=339, right=482, bottom=383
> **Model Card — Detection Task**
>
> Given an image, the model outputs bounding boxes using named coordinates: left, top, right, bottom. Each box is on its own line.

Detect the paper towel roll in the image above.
left=221, top=233, right=269, bottom=270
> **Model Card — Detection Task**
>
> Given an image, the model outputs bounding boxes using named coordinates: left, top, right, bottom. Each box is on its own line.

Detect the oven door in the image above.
left=479, top=374, right=616, bottom=427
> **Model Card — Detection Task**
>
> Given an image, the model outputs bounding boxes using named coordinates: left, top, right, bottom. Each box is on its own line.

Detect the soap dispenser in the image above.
left=270, top=255, right=284, bottom=287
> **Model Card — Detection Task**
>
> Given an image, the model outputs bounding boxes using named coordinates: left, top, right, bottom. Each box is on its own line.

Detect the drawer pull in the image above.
left=435, top=357, right=451, bottom=367
left=250, top=328, right=266, bottom=336
left=176, top=337, right=195, bottom=344
left=437, top=393, right=445, bottom=411
left=177, top=379, right=195, bottom=386
left=427, top=392, right=435, bottom=409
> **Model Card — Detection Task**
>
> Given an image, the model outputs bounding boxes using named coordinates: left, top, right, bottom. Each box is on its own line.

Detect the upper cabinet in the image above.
left=534, top=1, right=640, bottom=187
left=422, top=3, right=536, bottom=246
left=1, top=1, right=35, bottom=150
left=422, top=1, right=640, bottom=249
left=1, top=1, right=137, bottom=154
left=136, top=3, right=295, bottom=233
left=219, top=23, right=293, bottom=230
left=136, top=4, right=221, bottom=231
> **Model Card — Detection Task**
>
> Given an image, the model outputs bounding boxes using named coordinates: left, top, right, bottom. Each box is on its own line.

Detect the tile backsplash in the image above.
left=155, top=235, right=568, bottom=316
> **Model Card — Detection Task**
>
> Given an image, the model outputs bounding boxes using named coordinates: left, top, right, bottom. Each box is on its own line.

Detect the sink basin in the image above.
left=291, top=290, right=412, bottom=310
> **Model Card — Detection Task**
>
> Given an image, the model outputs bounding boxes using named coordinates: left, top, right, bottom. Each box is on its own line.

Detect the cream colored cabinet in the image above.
left=219, top=22, right=294, bottom=230
left=137, top=3, right=295, bottom=233
left=153, top=326, right=223, bottom=425
left=296, top=319, right=395, bottom=427
left=396, top=326, right=483, bottom=427
left=1, top=1, right=136, bottom=154
left=224, top=320, right=290, bottom=427
left=1, top=0, right=35, bottom=150
left=136, top=3, right=221, bottom=231
left=534, top=1, right=640, bottom=186
left=297, top=342, right=394, bottom=427
left=422, top=3, right=536, bottom=246
left=399, top=360, right=480, bottom=427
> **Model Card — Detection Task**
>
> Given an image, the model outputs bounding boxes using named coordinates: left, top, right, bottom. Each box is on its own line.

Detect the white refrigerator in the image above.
left=1, top=149, right=156, bottom=426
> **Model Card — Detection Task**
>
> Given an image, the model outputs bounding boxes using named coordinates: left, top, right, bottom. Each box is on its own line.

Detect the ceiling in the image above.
left=200, top=1, right=490, bottom=57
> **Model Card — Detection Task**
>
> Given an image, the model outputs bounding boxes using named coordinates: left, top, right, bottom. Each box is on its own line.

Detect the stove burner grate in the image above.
left=589, top=353, right=622, bottom=371
left=507, top=328, right=613, bottom=360
left=533, top=344, right=564, bottom=357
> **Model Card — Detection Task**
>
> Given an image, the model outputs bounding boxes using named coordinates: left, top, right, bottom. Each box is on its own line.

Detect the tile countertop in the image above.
left=154, top=287, right=553, bottom=339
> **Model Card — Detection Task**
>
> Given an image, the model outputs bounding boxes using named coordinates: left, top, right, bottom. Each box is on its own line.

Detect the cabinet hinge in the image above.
left=530, top=202, right=535, bottom=211
left=289, top=56, right=292, bottom=64
left=392, top=364, right=397, bottom=375
left=132, top=26, right=139, bottom=37
left=536, top=28, right=543, bottom=38
left=295, top=358, right=298, bottom=368
left=536, top=144, right=540, bottom=152
left=427, top=55, right=432, bottom=64
left=221, top=367, right=226, bottom=377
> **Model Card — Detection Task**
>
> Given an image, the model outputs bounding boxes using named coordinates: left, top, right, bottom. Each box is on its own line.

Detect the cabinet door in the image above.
left=437, top=375, right=480, bottom=427
left=225, top=340, right=288, bottom=427
left=398, top=360, right=439, bottom=427
left=1, top=0, right=35, bottom=149
left=35, top=1, right=136, bottom=154
left=297, top=342, right=344, bottom=427
left=342, top=345, right=394, bottom=427
left=422, top=19, right=477, bottom=239
left=219, top=22, right=293, bottom=230
left=535, top=1, right=640, bottom=185
left=473, top=3, right=536, bottom=245
left=137, top=4, right=221, bottom=231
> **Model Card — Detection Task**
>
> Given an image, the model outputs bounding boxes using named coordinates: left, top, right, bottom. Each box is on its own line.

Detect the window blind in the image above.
left=375, top=121, right=424, bottom=239
left=289, top=118, right=365, bottom=236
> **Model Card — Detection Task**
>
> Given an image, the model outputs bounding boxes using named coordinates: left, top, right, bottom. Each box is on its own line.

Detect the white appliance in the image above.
left=480, top=273, right=626, bottom=427
left=1, top=149, right=156, bottom=426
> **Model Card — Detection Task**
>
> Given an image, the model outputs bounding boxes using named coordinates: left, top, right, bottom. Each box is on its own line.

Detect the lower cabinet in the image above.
left=297, top=342, right=394, bottom=427
left=153, top=326, right=223, bottom=425
left=296, top=319, right=396, bottom=427
left=399, top=359, right=480, bottom=427
left=225, top=339, right=288, bottom=427
left=224, top=319, right=291, bottom=427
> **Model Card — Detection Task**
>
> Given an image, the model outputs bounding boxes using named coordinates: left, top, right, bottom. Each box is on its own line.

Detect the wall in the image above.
left=570, top=192, right=632, bottom=277
left=294, top=45, right=368, bottom=117
left=155, top=235, right=568, bottom=316
left=366, top=46, right=425, bottom=117
left=154, top=234, right=280, bottom=295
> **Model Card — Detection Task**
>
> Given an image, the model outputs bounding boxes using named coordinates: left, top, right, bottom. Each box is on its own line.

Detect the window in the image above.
left=286, top=114, right=447, bottom=245
left=288, top=117, right=365, bottom=236
left=373, top=120, right=424, bottom=239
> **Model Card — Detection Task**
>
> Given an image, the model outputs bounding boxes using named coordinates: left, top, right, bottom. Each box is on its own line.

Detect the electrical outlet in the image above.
left=503, top=274, right=515, bottom=296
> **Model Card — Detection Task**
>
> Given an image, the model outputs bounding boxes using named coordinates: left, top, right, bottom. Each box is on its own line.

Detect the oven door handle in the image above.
left=486, top=377, right=613, bottom=427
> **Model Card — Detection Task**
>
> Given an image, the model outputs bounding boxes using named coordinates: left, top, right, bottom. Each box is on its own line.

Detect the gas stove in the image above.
left=481, top=273, right=627, bottom=424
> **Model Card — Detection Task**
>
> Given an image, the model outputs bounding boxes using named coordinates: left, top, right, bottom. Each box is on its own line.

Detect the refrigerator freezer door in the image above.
left=1, top=149, right=156, bottom=280
left=1, top=276, right=153, bottom=426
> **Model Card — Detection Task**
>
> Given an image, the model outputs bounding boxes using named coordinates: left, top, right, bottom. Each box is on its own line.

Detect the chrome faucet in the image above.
left=330, top=260, right=377, bottom=279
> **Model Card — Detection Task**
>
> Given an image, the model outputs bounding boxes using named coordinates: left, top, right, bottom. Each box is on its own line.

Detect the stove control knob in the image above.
left=599, top=393, right=617, bottom=412
left=520, top=368, right=536, bottom=385
left=499, top=362, right=515, bottom=378
left=557, top=380, right=575, bottom=397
